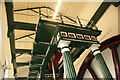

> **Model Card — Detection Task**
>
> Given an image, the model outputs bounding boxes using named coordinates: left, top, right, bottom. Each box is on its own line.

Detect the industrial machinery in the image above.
left=4, top=2, right=120, bottom=80
left=26, top=15, right=112, bottom=79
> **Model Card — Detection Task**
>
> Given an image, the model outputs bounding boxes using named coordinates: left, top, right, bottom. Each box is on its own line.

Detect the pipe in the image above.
left=51, top=58, right=56, bottom=80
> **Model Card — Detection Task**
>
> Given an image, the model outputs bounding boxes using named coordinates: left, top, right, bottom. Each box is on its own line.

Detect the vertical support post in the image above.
left=51, top=58, right=56, bottom=80
left=90, top=44, right=113, bottom=79
left=77, top=16, right=82, bottom=27
left=63, top=60, right=67, bottom=79
left=60, top=43, right=76, bottom=80
left=60, top=15, right=64, bottom=24
left=38, top=67, right=42, bottom=80
left=39, top=8, right=41, bottom=19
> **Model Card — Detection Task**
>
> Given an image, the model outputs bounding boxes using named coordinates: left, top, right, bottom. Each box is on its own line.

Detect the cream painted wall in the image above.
left=97, top=5, right=118, bottom=42
left=74, top=49, right=91, bottom=75
left=0, top=1, right=14, bottom=79
left=0, top=1, right=3, bottom=79
left=118, top=5, right=120, bottom=34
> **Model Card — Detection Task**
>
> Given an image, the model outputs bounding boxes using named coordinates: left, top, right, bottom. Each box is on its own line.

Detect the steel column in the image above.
left=90, top=44, right=113, bottom=79
left=51, top=58, right=56, bottom=80
left=61, top=47, right=76, bottom=80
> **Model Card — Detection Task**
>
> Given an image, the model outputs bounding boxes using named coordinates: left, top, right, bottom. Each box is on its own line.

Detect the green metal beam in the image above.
left=17, top=62, right=29, bottom=67
left=30, top=9, right=51, bottom=18
left=87, top=2, right=111, bottom=26
left=47, top=7, right=77, bottom=23
left=5, top=1, right=17, bottom=76
left=14, top=21, right=36, bottom=31
left=15, top=33, right=35, bottom=40
left=112, top=2, right=120, bottom=7
left=5, top=2, right=14, bottom=37
left=14, top=6, right=77, bottom=24
left=15, top=49, right=31, bottom=54
left=14, top=6, right=47, bottom=11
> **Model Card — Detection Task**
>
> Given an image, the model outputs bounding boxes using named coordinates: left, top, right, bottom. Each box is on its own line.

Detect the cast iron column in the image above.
left=61, top=46, right=76, bottom=80
left=90, top=44, right=113, bottom=79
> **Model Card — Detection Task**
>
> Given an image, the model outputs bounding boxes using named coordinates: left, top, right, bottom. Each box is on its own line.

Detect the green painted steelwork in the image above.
left=61, top=50, right=76, bottom=79
left=5, top=2, right=17, bottom=76
left=14, top=22, right=36, bottom=31
left=15, top=33, right=35, bottom=40
left=17, top=62, right=29, bottom=67
left=95, top=53, right=113, bottom=79
left=87, top=2, right=111, bottom=26
left=27, top=19, right=101, bottom=78
left=112, top=2, right=120, bottom=7
left=15, top=49, right=31, bottom=54
left=5, top=1, right=114, bottom=79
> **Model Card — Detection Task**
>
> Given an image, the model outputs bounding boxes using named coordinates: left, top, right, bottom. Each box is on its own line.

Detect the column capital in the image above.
left=58, top=40, right=70, bottom=48
left=89, top=44, right=100, bottom=51
left=61, top=47, right=70, bottom=53
left=89, top=44, right=101, bottom=55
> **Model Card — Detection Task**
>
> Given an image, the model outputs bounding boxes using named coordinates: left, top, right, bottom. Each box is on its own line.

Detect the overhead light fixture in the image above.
left=53, top=0, right=62, bottom=19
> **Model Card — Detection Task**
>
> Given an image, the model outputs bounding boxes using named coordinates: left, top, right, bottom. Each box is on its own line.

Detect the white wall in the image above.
left=0, top=1, right=14, bottom=79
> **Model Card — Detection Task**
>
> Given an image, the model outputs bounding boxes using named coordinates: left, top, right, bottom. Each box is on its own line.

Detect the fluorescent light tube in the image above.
left=53, top=0, right=62, bottom=19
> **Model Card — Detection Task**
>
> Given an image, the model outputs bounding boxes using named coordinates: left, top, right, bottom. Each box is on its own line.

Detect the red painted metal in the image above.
left=111, top=47, right=120, bottom=80
left=100, top=40, right=120, bottom=50
left=53, top=51, right=62, bottom=69
left=48, top=50, right=62, bottom=71
left=99, top=34, right=120, bottom=51
left=88, top=66, right=97, bottom=80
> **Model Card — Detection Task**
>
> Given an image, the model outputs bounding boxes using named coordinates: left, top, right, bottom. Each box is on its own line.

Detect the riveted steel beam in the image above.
left=14, top=21, right=36, bottom=31
left=5, top=1, right=17, bottom=76
left=87, top=2, right=111, bottom=26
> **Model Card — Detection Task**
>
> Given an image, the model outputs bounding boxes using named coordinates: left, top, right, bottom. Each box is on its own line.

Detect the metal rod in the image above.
left=15, top=33, right=35, bottom=40
left=51, top=58, right=56, bottom=80
left=77, top=16, right=82, bottom=27
left=88, top=66, right=97, bottom=80
left=28, top=36, right=34, bottom=40
left=14, top=6, right=48, bottom=11
left=63, top=62, right=67, bottom=79
left=31, top=9, right=50, bottom=18
left=47, top=7, right=77, bottom=23
left=88, top=21, right=94, bottom=28
left=39, top=8, right=41, bottom=19
left=60, top=15, right=64, bottom=24
left=77, top=51, right=93, bottom=79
